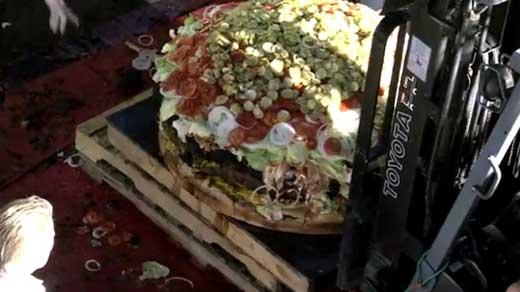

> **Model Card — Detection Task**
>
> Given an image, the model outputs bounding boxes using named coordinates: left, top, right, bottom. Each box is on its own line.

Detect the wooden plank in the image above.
left=76, top=127, right=281, bottom=291
left=107, top=124, right=177, bottom=190
left=106, top=121, right=310, bottom=291
left=79, top=155, right=264, bottom=292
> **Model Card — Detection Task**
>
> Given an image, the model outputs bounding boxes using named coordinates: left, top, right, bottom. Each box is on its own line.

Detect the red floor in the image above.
left=0, top=24, right=170, bottom=188
left=1, top=162, right=240, bottom=292
left=0, top=13, right=241, bottom=292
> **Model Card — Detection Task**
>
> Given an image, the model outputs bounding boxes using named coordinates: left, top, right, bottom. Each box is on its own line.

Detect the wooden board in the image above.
left=76, top=89, right=341, bottom=292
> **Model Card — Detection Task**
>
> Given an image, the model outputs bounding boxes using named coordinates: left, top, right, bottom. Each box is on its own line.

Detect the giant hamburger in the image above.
left=154, top=0, right=390, bottom=233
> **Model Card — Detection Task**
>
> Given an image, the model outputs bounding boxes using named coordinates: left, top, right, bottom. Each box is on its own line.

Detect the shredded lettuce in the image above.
left=161, top=42, right=176, bottom=54
left=189, top=122, right=212, bottom=138
left=178, top=15, right=201, bottom=36
left=309, top=151, right=348, bottom=183
left=159, top=96, right=180, bottom=122
left=170, top=115, right=213, bottom=143
left=229, top=147, right=244, bottom=162
left=286, top=142, right=309, bottom=164
left=153, top=55, right=178, bottom=83
left=313, top=196, right=342, bottom=214
left=243, top=147, right=285, bottom=171
left=239, top=141, right=347, bottom=181
left=172, top=119, right=190, bottom=143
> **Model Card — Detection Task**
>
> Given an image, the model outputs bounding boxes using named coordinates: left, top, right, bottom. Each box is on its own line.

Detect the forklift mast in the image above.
left=338, top=0, right=514, bottom=291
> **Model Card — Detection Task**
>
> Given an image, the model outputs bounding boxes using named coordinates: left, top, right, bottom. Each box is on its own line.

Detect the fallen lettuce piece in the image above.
left=139, top=261, right=170, bottom=281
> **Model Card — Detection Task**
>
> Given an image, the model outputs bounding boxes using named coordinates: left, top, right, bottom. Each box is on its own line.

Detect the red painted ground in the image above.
left=1, top=162, right=240, bottom=292
left=0, top=24, right=171, bottom=188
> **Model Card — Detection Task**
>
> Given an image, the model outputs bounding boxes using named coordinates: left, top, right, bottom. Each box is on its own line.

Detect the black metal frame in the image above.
left=338, top=0, right=511, bottom=291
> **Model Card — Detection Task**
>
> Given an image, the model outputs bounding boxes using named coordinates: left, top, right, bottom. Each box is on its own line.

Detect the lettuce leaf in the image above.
left=161, top=42, right=176, bottom=54
left=139, top=261, right=170, bottom=281
left=178, top=15, right=201, bottom=36
left=189, top=122, right=212, bottom=138
left=309, top=151, right=348, bottom=183
left=286, top=142, right=309, bottom=164
left=240, top=141, right=346, bottom=181
left=171, top=116, right=212, bottom=143
left=153, top=55, right=178, bottom=83
left=159, top=95, right=180, bottom=122
left=243, top=147, right=285, bottom=171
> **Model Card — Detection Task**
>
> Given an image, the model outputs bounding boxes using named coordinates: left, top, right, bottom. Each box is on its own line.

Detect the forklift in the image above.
left=338, top=0, right=520, bottom=291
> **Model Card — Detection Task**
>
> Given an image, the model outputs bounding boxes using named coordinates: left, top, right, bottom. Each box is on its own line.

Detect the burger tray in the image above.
left=75, top=89, right=340, bottom=292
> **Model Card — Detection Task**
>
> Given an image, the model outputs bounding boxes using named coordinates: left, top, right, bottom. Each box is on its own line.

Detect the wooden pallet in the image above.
left=79, top=155, right=268, bottom=292
left=75, top=89, right=340, bottom=292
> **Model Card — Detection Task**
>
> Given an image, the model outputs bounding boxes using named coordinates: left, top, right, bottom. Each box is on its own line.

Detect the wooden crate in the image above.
left=75, top=89, right=340, bottom=292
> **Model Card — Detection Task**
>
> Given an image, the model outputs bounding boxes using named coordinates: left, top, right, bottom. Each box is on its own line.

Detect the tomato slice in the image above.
left=290, top=118, right=322, bottom=140
left=162, top=75, right=176, bottom=92
left=200, top=55, right=213, bottom=67
left=200, top=62, right=212, bottom=76
left=194, top=33, right=209, bottom=45
left=271, top=99, right=304, bottom=119
left=189, top=57, right=212, bottom=76
left=264, top=3, right=274, bottom=10
left=323, top=137, right=342, bottom=156
left=177, top=79, right=198, bottom=97
left=340, top=95, right=361, bottom=111
left=236, top=112, right=257, bottom=129
left=229, top=128, right=246, bottom=147
left=306, top=138, right=318, bottom=149
left=378, top=87, right=385, bottom=97
left=187, top=63, right=198, bottom=76
left=177, top=37, right=194, bottom=47
left=197, top=80, right=218, bottom=105
left=231, top=114, right=270, bottom=145
left=244, top=123, right=269, bottom=144
left=177, top=98, right=203, bottom=117
left=261, top=110, right=278, bottom=127
left=293, top=83, right=304, bottom=91
left=162, top=70, right=185, bottom=92
left=230, top=50, right=246, bottom=63
left=169, top=46, right=191, bottom=64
